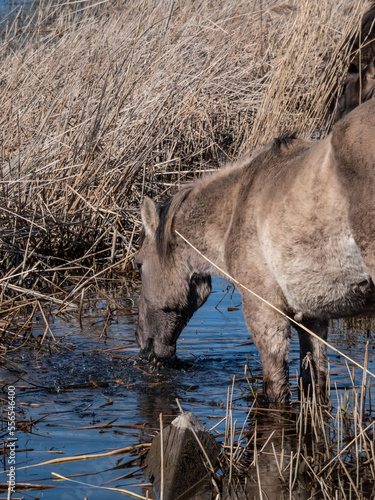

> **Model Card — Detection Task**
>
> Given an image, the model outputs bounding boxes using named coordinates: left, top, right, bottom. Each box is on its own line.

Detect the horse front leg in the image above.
left=242, top=296, right=291, bottom=404
left=295, top=320, right=328, bottom=399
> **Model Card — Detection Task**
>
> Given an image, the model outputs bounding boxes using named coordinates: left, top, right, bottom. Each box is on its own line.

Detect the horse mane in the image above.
left=272, top=133, right=297, bottom=150
left=153, top=133, right=299, bottom=261
left=155, top=184, right=194, bottom=261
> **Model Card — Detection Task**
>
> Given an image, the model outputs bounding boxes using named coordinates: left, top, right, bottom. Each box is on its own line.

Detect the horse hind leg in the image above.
left=296, top=320, right=328, bottom=400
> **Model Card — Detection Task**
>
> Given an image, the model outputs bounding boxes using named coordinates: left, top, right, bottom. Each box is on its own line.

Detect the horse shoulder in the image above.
left=331, top=99, right=375, bottom=272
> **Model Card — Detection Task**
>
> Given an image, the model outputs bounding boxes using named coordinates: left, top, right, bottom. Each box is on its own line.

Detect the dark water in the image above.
left=0, top=277, right=374, bottom=499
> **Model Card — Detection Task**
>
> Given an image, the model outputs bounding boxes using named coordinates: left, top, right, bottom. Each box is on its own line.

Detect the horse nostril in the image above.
left=140, top=337, right=155, bottom=360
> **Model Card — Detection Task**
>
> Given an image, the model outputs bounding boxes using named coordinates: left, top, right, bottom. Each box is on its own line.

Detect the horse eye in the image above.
left=135, top=261, right=142, bottom=272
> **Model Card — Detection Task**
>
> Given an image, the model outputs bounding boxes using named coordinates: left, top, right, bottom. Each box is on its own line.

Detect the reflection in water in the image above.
left=232, top=412, right=312, bottom=500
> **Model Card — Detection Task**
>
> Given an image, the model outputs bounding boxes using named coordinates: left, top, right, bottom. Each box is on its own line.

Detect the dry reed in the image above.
left=0, top=0, right=369, bottom=278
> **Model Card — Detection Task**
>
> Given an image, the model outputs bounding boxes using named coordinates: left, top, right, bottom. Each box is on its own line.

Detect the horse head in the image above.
left=135, top=196, right=211, bottom=362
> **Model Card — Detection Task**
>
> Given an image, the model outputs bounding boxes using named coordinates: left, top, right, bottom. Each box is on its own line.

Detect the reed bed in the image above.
left=0, top=0, right=368, bottom=340
left=0, top=0, right=369, bottom=283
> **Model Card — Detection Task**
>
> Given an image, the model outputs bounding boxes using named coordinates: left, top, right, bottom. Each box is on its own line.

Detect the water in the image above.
left=0, top=277, right=374, bottom=499
left=0, top=0, right=30, bottom=21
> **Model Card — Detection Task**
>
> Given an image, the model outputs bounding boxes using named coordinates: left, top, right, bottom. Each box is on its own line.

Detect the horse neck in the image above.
left=174, top=164, right=246, bottom=276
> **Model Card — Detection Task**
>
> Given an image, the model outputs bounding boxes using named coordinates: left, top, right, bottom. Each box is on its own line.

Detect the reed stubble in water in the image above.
left=216, top=350, right=375, bottom=500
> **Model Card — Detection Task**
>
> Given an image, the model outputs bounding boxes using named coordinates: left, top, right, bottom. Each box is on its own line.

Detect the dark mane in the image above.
left=155, top=185, right=194, bottom=260
left=272, top=133, right=297, bottom=150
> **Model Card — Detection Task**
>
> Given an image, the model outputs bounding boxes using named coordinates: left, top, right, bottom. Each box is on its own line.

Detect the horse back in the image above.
left=242, top=123, right=374, bottom=320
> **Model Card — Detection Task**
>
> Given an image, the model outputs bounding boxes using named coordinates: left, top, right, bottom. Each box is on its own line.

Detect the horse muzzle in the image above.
left=138, top=336, right=176, bottom=362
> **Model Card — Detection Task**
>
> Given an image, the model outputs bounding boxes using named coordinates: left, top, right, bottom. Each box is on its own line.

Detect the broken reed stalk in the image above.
left=254, top=428, right=264, bottom=500
left=360, top=341, right=369, bottom=423
left=175, top=230, right=375, bottom=380
left=159, top=413, right=164, bottom=500
left=51, top=472, right=147, bottom=500
left=14, top=443, right=150, bottom=470
left=228, top=376, right=235, bottom=484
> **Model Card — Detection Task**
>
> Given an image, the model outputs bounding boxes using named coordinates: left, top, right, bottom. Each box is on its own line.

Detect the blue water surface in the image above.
left=0, top=276, right=373, bottom=499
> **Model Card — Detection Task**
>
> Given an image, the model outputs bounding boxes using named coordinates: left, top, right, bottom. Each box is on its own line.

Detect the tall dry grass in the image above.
left=0, top=0, right=370, bottom=305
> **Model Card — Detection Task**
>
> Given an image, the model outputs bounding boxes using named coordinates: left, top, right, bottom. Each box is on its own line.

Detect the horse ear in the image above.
left=141, top=196, right=159, bottom=238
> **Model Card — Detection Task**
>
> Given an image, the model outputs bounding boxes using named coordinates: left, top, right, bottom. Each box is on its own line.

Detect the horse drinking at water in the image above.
left=135, top=98, right=375, bottom=404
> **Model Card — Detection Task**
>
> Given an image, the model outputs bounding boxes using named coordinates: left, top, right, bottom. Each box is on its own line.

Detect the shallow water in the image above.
left=0, top=277, right=374, bottom=499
